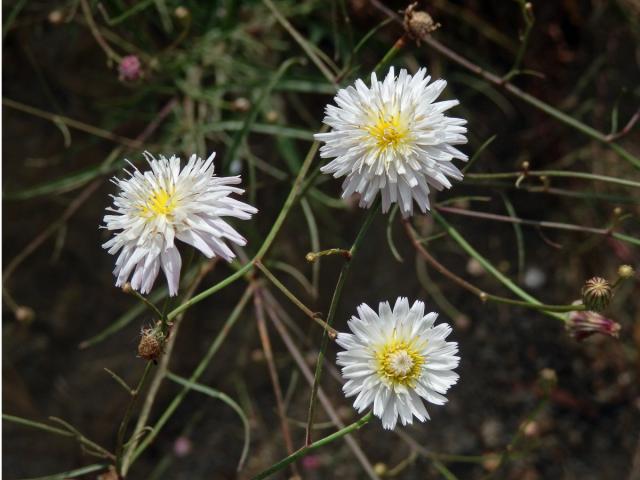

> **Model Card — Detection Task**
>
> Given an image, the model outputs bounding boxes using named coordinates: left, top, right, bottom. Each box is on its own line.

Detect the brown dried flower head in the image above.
left=404, top=2, right=441, bottom=44
left=138, top=325, right=164, bottom=361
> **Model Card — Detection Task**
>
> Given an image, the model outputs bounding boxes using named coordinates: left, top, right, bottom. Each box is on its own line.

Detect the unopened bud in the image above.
left=48, top=10, right=64, bottom=24
left=138, top=325, right=164, bottom=361
left=232, top=97, right=251, bottom=112
left=581, top=277, right=612, bottom=312
left=403, top=3, right=440, bottom=44
left=618, top=264, right=635, bottom=279
left=174, top=6, right=190, bottom=20
left=118, top=55, right=143, bottom=82
left=305, top=252, right=317, bottom=263
left=538, top=368, right=557, bottom=393
left=265, top=110, right=279, bottom=123
left=373, top=463, right=387, bottom=475
left=15, top=306, right=35, bottom=324
left=482, top=453, right=501, bottom=472
left=566, top=310, right=620, bottom=341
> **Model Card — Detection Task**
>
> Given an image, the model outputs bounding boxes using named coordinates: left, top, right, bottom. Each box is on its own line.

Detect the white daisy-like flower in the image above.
left=315, top=67, right=468, bottom=217
left=336, top=297, right=459, bottom=430
left=102, top=152, right=257, bottom=296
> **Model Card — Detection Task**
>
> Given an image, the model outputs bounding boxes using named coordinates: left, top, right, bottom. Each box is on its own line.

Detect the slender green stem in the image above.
left=466, top=170, right=640, bottom=188
left=431, top=210, right=565, bottom=321
left=167, top=262, right=252, bottom=321
left=255, top=262, right=337, bottom=336
left=483, top=294, right=585, bottom=312
left=305, top=199, right=380, bottom=445
left=262, top=0, right=336, bottom=84
left=253, top=412, right=374, bottom=480
left=115, top=362, right=154, bottom=469
left=47, top=417, right=114, bottom=460
left=436, top=205, right=640, bottom=247
left=404, top=219, right=580, bottom=317
left=3, top=98, right=141, bottom=148
left=254, top=140, right=321, bottom=262
left=129, top=289, right=164, bottom=319
left=4, top=414, right=74, bottom=438
left=373, top=36, right=406, bottom=74
left=508, top=0, right=534, bottom=74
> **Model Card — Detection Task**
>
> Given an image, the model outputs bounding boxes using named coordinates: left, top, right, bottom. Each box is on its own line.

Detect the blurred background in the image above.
left=3, top=0, right=639, bottom=478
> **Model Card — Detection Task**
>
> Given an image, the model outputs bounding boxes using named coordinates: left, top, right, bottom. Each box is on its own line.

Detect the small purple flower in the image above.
left=567, top=310, right=620, bottom=341
left=118, top=55, right=142, bottom=81
left=173, top=436, right=193, bottom=457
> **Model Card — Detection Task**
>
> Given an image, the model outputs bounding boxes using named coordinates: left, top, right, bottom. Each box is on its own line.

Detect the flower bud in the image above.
left=118, top=55, right=143, bottom=82
left=48, top=10, right=64, bottom=24
left=232, top=97, right=251, bottom=112
left=537, top=368, right=557, bottom=393
left=174, top=6, right=190, bottom=21
left=581, top=277, right=611, bottom=312
left=618, top=264, right=635, bottom=279
left=566, top=310, right=620, bottom=341
left=15, top=306, right=35, bottom=324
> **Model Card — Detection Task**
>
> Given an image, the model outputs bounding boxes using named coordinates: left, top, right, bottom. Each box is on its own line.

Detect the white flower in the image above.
left=315, top=67, right=467, bottom=217
left=336, top=297, right=459, bottom=430
left=102, top=152, right=257, bottom=296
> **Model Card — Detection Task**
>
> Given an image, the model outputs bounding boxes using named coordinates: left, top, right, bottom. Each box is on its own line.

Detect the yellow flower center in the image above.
left=376, top=339, right=424, bottom=387
left=366, top=113, right=409, bottom=151
left=140, top=188, right=177, bottom=218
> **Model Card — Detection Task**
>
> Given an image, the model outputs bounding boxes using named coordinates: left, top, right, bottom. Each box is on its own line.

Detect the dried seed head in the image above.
left=404, top=3, right=440, bottom=44
left=581, top=277, right=612, bottom=312
left=566, top=310, right=620, bottom=341
left=138, top=325, right=164, bottom=361
left=618, top=264, right=635, bottom=279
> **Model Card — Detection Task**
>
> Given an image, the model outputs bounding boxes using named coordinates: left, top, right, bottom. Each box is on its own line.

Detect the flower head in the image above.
left=567, top=310, right=620, bottom=341
left=581, top=276, right=612, bottom=312
left=336, top=298, right=459, bottom=430
left=102, top=152, right=257, bottom=296
left=315, top=67, right=467, bottom=217
left=119, top=55, right=142, bottom=81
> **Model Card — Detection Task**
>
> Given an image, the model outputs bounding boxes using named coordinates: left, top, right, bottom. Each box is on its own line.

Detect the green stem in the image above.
left=129, top=289, right=164, bottom=319
left=255, top=262, right=336, bottom=336
left=373, top=36, right=405, bottom=74
left=431, top=210, right=566, bottom=321
left=405, top=219, right=580, bottom=317
left=253, top=412, right=374, bottom=480
left=305, top=199, right=380, bottom=445
left=115, top=362, right=154, bottom=470
left=167, top=262, right=251, bottom=321
left=466, top=170, right=640, bottom=189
